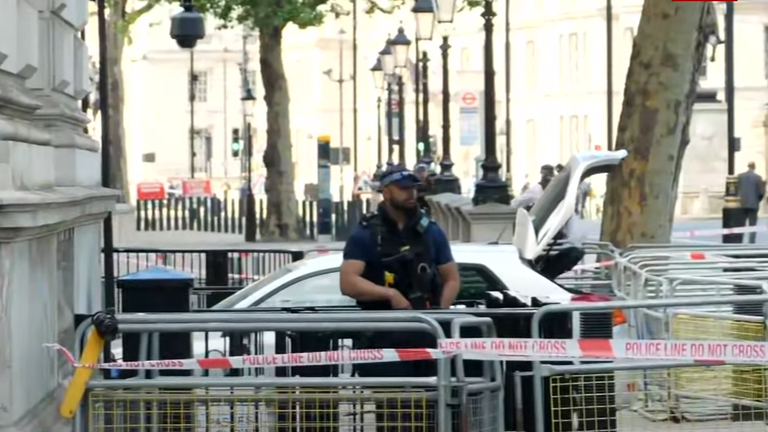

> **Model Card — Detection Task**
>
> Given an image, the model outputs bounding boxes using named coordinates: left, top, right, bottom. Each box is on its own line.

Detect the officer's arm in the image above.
left=432, top=226, right=460, bottom=308
left=340, top=229, right=396, bottom=301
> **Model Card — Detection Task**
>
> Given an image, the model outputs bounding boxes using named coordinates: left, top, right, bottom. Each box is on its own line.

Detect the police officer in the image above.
left=340, top=165, right=459, bottom=432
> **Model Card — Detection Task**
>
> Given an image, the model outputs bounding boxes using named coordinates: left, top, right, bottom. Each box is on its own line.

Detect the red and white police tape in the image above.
left=44, top=337, right=768, bottom=370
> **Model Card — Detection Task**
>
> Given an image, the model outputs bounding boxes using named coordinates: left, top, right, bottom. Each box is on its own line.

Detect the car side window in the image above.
left=256, top=271, right=356, bottom=308
left=457, top=264, right=505, bottom=301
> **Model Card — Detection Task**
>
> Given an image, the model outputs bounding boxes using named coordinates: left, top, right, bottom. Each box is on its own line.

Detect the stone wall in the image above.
left=0, top=0, right=118, bottom=430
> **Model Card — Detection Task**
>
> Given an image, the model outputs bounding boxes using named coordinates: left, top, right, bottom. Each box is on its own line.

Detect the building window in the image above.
left=582, top=115, right=590, bottom=150
left=190, top=70, right=208, bottom=103
left=193, top=128, right=212, bottom=175
left=559, top=35, right=567, bottom=90
left=568, top=33, right=579, bottom=88
left=559, top=116, right=567, bottom=160
left=460, top=47, right=476, bottom=70
left=764, top=26, right=768, bottom=79
left=569, top=115, right=580, bottom=154
left=247, top=70, right=258, bottom=90
left=623, top=28, right=635, bottom=81
left=623, top=27, right=635, bottom=49
left=525, top=40, right=536, bottom=90
left=526, top=119, right=536, bottom=175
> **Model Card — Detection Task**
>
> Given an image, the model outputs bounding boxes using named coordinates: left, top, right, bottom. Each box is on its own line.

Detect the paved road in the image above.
left=578, top=217, right=768, bottom=245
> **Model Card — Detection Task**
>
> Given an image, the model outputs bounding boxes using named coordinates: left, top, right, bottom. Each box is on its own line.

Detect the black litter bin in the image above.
left=117, top=266, right=194, bottom=432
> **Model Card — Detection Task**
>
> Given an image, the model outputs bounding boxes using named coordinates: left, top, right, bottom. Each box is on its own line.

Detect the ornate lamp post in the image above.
left=412, top=0, right=436, bottom=164
left=390, top=26, right=411, bottom=166
left=472, top=0, right=510, bottom=205
left=370, top=58, right=386, bottom=179
left=170, top=0, right=206, bottom=178
left=379, top=38, right=396, bottom=166
left=433, top=0, right=460, bottom=194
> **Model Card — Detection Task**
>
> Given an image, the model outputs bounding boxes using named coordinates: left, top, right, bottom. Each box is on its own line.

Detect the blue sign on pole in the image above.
left=459, top=91, right=482, bottom=147
left=459, top=106, right=480, bottom=147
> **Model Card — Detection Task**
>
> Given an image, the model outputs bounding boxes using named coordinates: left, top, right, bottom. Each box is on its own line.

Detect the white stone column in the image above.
left=0, top=0, right=118, bottom=430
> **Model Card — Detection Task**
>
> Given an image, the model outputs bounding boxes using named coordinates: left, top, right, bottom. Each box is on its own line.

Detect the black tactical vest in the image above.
left=358, top=205, right=441, bottom=310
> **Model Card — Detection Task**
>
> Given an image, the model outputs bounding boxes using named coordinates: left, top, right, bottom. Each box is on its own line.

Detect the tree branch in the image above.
left=363, top=0, right=399, bottom=14
left=125, top=0, right=162, bottom=25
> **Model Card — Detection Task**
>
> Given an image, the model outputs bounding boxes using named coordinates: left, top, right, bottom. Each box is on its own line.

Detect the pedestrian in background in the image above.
left=738, top=162, right=765, bottom=244
left=510, top=164, right=555, bottom=211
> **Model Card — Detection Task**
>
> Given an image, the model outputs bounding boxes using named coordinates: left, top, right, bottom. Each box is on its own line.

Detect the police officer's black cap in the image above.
left=380, top=166, right=421, bottom=188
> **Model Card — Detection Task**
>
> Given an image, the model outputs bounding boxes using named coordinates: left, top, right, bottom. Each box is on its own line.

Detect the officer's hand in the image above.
left=388, top=289, right=412, bottom=309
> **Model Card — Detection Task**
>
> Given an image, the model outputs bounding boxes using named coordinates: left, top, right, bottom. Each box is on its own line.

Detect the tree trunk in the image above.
left=600, top=1, right=710, bottom=248
left=259, top=26, right=299, bottom=240
left=105, top=2, right=130, bottom=203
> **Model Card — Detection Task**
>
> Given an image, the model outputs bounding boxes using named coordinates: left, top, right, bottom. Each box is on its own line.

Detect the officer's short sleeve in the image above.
left=430, top=225, right=454, bottom=266
left=343, top=227, right=374, bottom=262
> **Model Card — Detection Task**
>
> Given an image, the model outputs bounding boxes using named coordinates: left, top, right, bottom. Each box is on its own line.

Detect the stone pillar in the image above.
left=679, top=100, right=727, bottom=217
left=0, top=0, right=119, bottom=430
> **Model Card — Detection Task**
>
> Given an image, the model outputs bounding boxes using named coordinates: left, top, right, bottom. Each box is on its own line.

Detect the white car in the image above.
left=113, top=150, right=630, bottom=368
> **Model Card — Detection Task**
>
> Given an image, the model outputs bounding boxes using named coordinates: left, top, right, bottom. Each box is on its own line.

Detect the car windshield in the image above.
left=211, top=265, right=295, bottom=309
left=528, top=162, right=571, bottom=235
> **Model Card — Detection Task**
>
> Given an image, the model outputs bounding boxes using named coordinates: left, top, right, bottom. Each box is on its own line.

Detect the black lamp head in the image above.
left=170, top=3, right=206, bottom=49
left=241, top=87, right=256, bottom=102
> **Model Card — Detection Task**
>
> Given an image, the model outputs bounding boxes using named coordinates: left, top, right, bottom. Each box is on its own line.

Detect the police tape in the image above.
left=44, top=337, right=768, bottom=370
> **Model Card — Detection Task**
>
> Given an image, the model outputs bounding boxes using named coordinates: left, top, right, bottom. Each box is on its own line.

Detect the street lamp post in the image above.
left=371, top=58, right=386, bottom=179
left=170, top=0, right=206, bottom=179
left=188, top=52, right=197, bottom=178
left=722, top=2, right=741, bottom=244
left=412, top=0, right=436, bottom=164
left=419, top=52, right=430, bottom=164
left=413, top=0, right=436, bottom=162
left=391, top=26, right=411, bottom=167
left=433, top=0, right=460, bottom=194
left=380, top=38, right=396, bottom=166
left=472, top=0, right=510, bottom=205
left=323, top=28, right=354, bottom=200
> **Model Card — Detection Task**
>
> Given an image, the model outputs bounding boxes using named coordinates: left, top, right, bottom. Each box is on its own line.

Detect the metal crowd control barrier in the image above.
left=72, top=312, right=504, bottom=432
left=530, top=294, right=768, bottom=432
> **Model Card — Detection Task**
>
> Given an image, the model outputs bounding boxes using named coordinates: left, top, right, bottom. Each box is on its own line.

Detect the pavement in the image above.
left=579, top=217, right=768, bottom=245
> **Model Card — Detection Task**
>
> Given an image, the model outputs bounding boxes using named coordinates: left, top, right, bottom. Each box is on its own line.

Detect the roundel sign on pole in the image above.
left=461, top=92, right=478, bottom=107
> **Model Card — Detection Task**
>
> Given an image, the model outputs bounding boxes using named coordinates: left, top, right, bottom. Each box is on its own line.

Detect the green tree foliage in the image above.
left=189, top=0, right=416, bottom=239
left=95, top=0, right=162, bottom=202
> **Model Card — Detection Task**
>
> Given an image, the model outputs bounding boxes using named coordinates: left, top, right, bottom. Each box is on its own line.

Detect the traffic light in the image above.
left=231, top=128, right=241, bottom=158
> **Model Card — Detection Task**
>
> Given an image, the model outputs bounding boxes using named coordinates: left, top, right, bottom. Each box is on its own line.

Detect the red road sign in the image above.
left=461, top=92, right=478, bottom=106
left=390, top=99, right=399, bottom=111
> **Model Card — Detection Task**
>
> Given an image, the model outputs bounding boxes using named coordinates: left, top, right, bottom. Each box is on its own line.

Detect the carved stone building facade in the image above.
left=0, top=0, right=117, bottom=429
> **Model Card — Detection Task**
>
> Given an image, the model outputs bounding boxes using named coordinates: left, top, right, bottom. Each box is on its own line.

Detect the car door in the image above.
left=528, top=150, right=628, bottom=258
